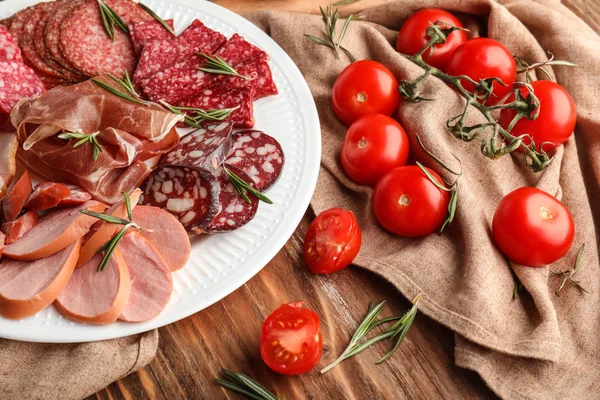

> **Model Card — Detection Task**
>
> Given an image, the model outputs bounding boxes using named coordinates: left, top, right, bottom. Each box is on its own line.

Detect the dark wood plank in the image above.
left=92, top=1, right=599, bottom=399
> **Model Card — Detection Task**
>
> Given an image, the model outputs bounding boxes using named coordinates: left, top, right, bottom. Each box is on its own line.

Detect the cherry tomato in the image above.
left=303, top=208, right=361, bottom=274
left=396, top=8, right=467, bottom=70
left=444, top=38, right=516, bottom=104
left=492, top=187, right=574, bottom=267
left=331, top=60, right=400, bottom=126
left=373, top=166, right=449, bottom=237
left=260, top=302, right=323, bottom=375
left=499, top=80, right=576, bottom=152
left=341, top=114, right=409, bottom=186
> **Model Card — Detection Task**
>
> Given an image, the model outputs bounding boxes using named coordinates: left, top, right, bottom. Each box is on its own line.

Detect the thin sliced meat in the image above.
left=179, top=87, right=255, bottom=129
left=0, top=132, right=18, bottom=200
left=25, top=182, right=71, bottom=211
left=130, top=18, right=174, bottom=55
left=44, top=0, right=87, bottom=76
left=55, top=249, right=131, bottom=324
left=8, top=3, right=44, bottom=48
left=0, top=61, right=45, bottom=116
left=206, top=166, right=258, bottom=233
left=139, top=166, right=220, bottom=234
left=0, top=25, right=23, bottom=63
left=212, top=34, right=268, bottom=67
left=77, top=189, right=141, bottom=267
left=0, top=239, right=82, bottom=320
left=59, top=184, right=92, bottom=207
left=2, top=210, right=39, bottom=245
left=133, top=38, right=179, bottom=84
left=3, top=171, right=32, bottom=222
left=4, top=200, right=105, bottom=261
left=20, top=3, right=63, bottom=79
left=132, top=205, right=191, bottom=272
left=211, top=56, right=278, bottom=100
left=159, top=122, right=233, bottom=172
left=0, top=231, right=4, bottom=257
left=118, top=231, right=172, bottom=322
left=225, top=130, right=285, bottom=191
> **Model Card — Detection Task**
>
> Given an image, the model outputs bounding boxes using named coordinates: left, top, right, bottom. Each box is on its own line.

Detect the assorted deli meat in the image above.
left=0, top=0, right=285, bottom=324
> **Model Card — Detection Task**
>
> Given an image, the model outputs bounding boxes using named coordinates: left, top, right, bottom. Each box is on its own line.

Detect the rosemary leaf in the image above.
left=198, top=53, right=249, bottom=80
left=108, top=71, right=139, bottom=98
left=123, top=191, right=133, bottom=221
left=214, top=379, right=263, bottom=400
left=97, top=0, right=129, bottom=40
left=80, top=209, right=130, bottom=225
left=333, top=0, right=360, bottom=5
left=97, top=225, right=128, bottom=272
left=97, top=0, right=114, bottom=40
left=305, top=1, right=359, bottom=62
left=92, top=79, right=147, bottom=105
left=225, top=166, right=273, bottom=204
left=138, top=2, right=176, bottom=36
left=216, top=370, right=280, bottom=400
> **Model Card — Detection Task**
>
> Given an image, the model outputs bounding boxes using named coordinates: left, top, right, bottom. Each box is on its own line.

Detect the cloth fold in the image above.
left=248, top=0, right=600, bottom=398
left=0, top=330, right=158, bottom=400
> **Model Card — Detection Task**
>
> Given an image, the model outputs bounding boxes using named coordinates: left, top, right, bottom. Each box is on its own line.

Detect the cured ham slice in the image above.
left=55, top=250, right=131, bottom=324
left=10, top=76, right=183, bottom=204
left=77, top=189, right=141, bottom=267
left=118, top=231, right=172, bottom=322
left=0, top=132, right=18, bottom=201
left=3, top=200, right=105, bottom=260
left=0, top=239, right=82, bottom=320
left=132, top=205, right=191, bottom=272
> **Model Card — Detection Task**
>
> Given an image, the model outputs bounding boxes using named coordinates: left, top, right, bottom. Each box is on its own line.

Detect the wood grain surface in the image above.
left=90, top=1, right=600, bottom=399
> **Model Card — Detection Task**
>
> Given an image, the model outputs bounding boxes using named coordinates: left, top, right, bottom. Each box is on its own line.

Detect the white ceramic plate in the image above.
left=0, top=0, right=320, bottom=343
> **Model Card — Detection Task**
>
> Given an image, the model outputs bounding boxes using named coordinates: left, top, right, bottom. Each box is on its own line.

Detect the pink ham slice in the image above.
left=55, top=249, right=131, bottom=324
left=0, top=239, right=82, bottom=319
left=3, top=200, right=105, bottom=261
left=118, top=231, right=173, bottom=322
left=132, top=205, right=191, bottom=272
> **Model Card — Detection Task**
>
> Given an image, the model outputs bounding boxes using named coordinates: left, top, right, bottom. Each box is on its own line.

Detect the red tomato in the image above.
left=260, top=302, right=323, bottom=375
left=373, top=166, right=449, bottom=237
left=396, top=8, right=467, bottom=70
left=492, top=187, right=574, bottom=267
left=341, top=114, right=409, bottom=186
left=331, top=60, right=400, bottom=126
left=303, top=208, right=361, bottom=274
left=499, top=80, right=576, bottom=152
left=444, top=38, right=516, bottom=104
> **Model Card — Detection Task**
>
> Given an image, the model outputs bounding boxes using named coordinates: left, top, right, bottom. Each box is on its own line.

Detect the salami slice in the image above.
left=213, top=34, right=268, bottom=67
left=160, top=122, right=233, bottom=170
left=44, top=0, right=87, bottom=76
left=0, top=25, right=23, bottom=63
left=139, top=166, right=220, bottom=234
left=206, top=165, right=258, bottom=233
left=130, top=18, right=174, bottom=55
left=133, top=38, right=179, bottom=85
left=0, top=61, right=45, bottom=116
left=176, top=19, right=227, bottom=61
left=207, top=56, right=278, bottom=100
left=179, top=87, right=255, bottom=129
left=225, top=130, right=284, bottom=192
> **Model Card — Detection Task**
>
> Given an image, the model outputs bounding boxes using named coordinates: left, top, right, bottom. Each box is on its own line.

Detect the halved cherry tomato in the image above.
left=260, top=302, right=323, bottom=375
left=444, top=38, right=516, bottom=104
left=396, top=8, right=467, bottom=70
left=373, top=166, right=449, bottom=237
left=499, top=80, right=576, bottom=152
left=492, top=187, right=574, bottom=267
left=331, top=60, right=400, bottom=126
left=303, top=208, right=361, bottom=274
left=341, top=114, right=409, bottom=186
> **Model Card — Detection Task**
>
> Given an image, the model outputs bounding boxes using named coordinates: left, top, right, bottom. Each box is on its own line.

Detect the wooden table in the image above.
left=91, top=1, right=600, bottom=399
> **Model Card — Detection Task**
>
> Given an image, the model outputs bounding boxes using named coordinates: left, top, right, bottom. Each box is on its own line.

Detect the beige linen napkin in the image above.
left=0, top=331, right=157, bottom=400
left=249, top=0, right=600, bottom=398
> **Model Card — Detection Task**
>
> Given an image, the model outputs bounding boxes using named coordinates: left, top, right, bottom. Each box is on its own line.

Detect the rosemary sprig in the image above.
left=97, top=0, right=128, bottom=41
left=92, top=78, right=146, bottom=105
left=107, top=70, right=139, bottom=98
left=215, top=370, right=281, bottom=400
left=198, top=53, right=249, bottom=80
left=80, top=192, right=142, bottom=272
left=58, top=131, right=104, bottom=161
left=138, top=2, right=176, bottom=36
left=321, top=295, right=421, bottom=374
left=159, top=100, right=238, bottom=129
left=551, top=244, right=591, bottom=297
left=224, top=166, right=272, bottom=205
left=304, top=1, right=361, bottom=62
left=333, top=0, right=360, bottom=5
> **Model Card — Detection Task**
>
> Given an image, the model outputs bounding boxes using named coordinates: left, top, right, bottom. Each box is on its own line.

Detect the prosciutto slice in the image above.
left=10, top=76, right=184, bottom=204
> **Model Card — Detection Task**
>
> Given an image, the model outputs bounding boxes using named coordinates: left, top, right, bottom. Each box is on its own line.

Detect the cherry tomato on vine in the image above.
left=396, top=8, right=467, bottom=70
left=499, top=80, right=576, bottom=152
left=260, top=302, right=323, bottom=375
left=341, top=114, right=409, bottom=186
left=303, top=208, right=362, bottom=274
left=331, top=60, right=401, bottom=126
left=492, top=187, right=574, bottom=267
left=373, top=166, right=450, bottom=237
left=444, top=38, right=516, bottom=104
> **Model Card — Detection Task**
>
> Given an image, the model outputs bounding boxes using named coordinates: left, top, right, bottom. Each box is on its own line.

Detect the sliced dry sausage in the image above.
left=25, top=182, right=71, bottom=211
left=2, top=210, right=38, bottom=245
left=3, top=171, right=32, bottom=222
